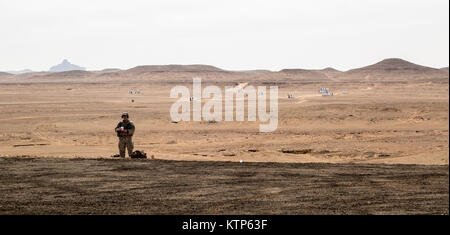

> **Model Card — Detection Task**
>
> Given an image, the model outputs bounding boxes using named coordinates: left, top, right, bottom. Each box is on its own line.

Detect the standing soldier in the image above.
left=115, top=112, right=135, bottom=158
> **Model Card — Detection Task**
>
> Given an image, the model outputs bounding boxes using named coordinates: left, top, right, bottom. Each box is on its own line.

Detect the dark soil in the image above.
left=0, top=157, right=448, bottom=214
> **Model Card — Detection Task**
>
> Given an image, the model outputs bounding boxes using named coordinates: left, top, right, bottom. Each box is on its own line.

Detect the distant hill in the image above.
left=321, top=67, right=341, bottom=72
left=2, top=59, right=448, bottom=83
left=280, top=69, right=328, bottom=77
left=6, top=69, right=33, bottom=75
left=126, top=64, right=225, bottom=74
left=277, top=67, right=342, bottom=81
left=44, top=70, right=92, bottom=77
left=118, top=64, right=231, bottom=82
left=27, top=70, right=92, bottom=81
left=92, top=68, right=122, bottom=76
left=237, top=69, right=272, bottom=74
left=100, top=68, right=122, bottom=72
left=318, top=67, right=342, bottom=78
left=50, top=59, right=86, bottom=72
left=0, top=72, right=12, bottom=77
left=339, top=58, right=449, bottom=81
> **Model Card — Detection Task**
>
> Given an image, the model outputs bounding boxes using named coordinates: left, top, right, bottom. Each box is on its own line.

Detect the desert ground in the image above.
left=0, top=81, right=448, bottom=165
left=0, top=59, right=448, bottom=214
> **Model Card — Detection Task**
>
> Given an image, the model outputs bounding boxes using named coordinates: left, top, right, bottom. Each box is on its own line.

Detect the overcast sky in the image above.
left=0, top=0, right=448, bottom=71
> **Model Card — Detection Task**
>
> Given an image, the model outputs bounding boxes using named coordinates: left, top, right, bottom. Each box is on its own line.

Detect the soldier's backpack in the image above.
left=130, top=150, right=147, bottom=159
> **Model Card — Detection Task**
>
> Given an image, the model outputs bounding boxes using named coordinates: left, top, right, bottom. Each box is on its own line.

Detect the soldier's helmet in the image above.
left=121, top=112, right=129, bottom=118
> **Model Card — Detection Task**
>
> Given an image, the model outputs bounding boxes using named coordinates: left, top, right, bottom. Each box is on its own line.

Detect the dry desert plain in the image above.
left=0, top=58, right=448, bottom=214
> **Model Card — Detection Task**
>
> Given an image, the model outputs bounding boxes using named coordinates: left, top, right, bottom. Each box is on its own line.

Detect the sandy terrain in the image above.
left=0, top=81, right=447, bottom=165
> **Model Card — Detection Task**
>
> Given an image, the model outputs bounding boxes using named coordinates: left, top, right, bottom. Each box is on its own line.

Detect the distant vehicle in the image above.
left=129, top=90, right=142, bottom=95
left=319, top=88, right=333, bottom=96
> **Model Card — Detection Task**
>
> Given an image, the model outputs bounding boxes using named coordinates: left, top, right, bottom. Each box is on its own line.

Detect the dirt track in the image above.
left=0, top=156, right=448, bottom=215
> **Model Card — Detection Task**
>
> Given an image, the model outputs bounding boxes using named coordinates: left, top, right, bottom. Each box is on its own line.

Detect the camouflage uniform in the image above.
left=115, top=120, right=135, bottom=158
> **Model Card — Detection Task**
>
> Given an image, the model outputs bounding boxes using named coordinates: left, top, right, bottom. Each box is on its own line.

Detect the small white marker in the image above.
left=239, top=160, right=243, bottom=163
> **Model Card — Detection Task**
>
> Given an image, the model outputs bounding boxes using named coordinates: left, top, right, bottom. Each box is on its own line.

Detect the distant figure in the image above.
left=115, top=112, right=135, bottom=158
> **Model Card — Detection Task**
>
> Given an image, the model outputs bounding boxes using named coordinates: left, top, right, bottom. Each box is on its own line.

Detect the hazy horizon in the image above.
left=1, top=57, right=449, bottom=73
left=1, top=0, right=448, bottom=71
